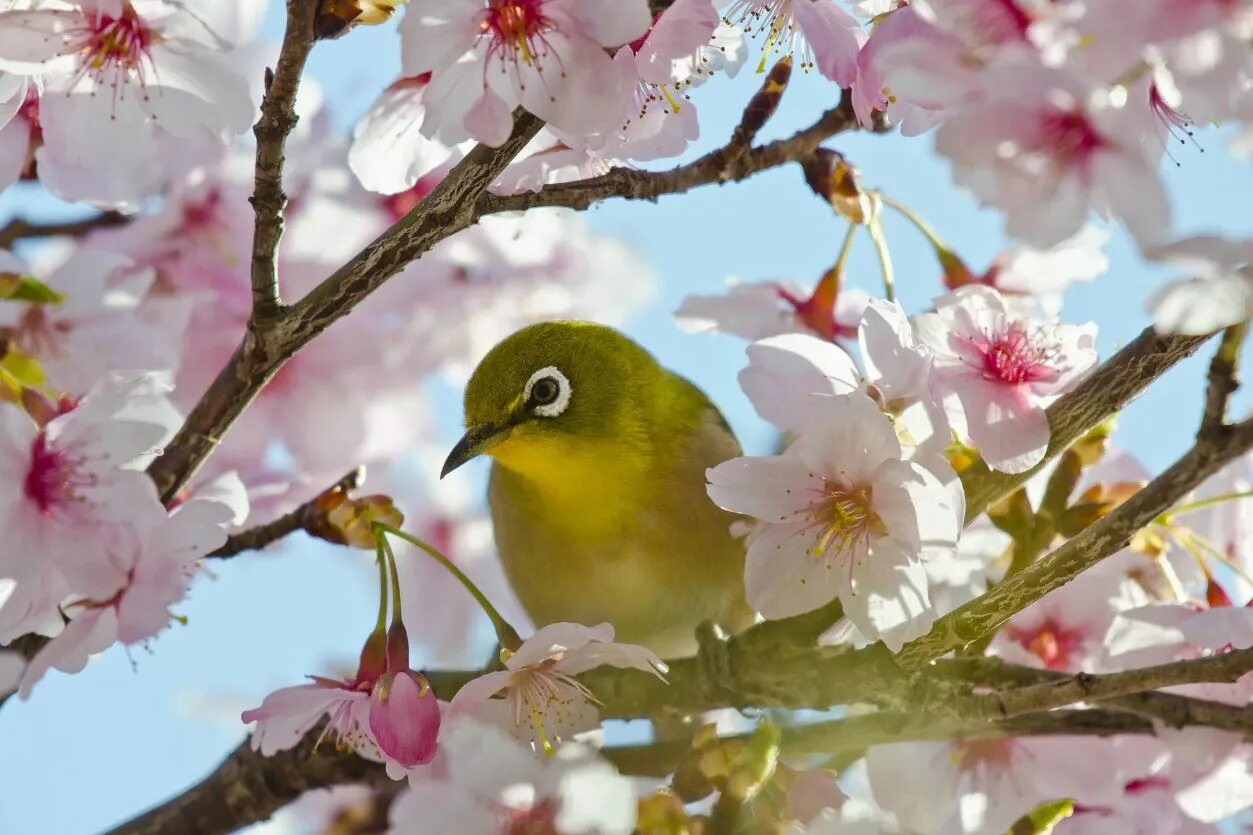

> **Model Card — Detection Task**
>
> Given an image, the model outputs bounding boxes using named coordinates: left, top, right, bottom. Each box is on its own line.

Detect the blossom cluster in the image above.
left=0, top=1, right=1252, bottom=834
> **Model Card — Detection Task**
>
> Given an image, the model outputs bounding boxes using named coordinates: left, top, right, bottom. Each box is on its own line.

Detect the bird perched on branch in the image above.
left=442, top=321, right=752, bottom=657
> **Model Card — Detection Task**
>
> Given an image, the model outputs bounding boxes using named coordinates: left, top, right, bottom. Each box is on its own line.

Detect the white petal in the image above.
left=843, top=538, right=933, bottom=651
left=739, top=333, right=859, bottom=432
left=744, top=523, right=843, bottom=619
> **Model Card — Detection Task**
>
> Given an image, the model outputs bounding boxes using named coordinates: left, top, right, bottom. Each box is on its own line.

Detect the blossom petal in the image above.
left=738, top=333, right=859, bottom=432
left=744, top=522, right=843, bottom=619
left=843, top=538, right=933, bottom=651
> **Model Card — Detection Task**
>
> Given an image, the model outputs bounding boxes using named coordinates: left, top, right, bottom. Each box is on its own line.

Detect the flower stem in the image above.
left=375, top=523, right=522, bottom=650
left=879, top=193, right=949, bottom=252
left=1165, top=490, right=1253, bottom=519
left=834, top=221, right=857, bottom=274
left=381, top=534, right=404, bottom=623
left=867, top=216, right=895, bottom=302
left=373, top=539, right=389, bottom=633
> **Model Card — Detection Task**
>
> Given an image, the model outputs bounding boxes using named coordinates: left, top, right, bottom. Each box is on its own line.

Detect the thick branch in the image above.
left=145, top=113, right=544, bottom=504
left=479, top=95, right=858, bottom=216
left=248, top=0, right=317, bottom=319
left=103, top=706, right=1161, bottom=835
left=900, top=417, right=1253, bottom=667
left=989, top=648, right=1253, bottom=719
left=961, top=328, right=1211, bottom=523
left=0, top=211, right=127, bottom=249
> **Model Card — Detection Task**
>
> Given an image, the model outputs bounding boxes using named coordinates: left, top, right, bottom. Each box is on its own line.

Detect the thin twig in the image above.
left=479, top=94, right=859, bottom=216
left=989, top=647, right=1253, bottom=719
left=901, top=416, right=1253, bottom=668
left=1200, top=321, right=1248, bottom=441
left=208, top=467, right=365, bottom=558
left=248, top=0, right=318, bottom=319
left=0, top=211, right=128, bottom=249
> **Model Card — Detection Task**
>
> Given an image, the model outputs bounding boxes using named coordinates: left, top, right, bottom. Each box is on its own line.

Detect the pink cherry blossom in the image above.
left=675, top=277, right=870, bottom=343
left=0, top=0, right=255, bottom=208
left=17, top=473, right=248, bottom=698
left=1144, top=236, right=1253, bottom=335
left=449, top=622, right=665, bottom=748
left=969, top=226, right=1110, bottom=312
left=931, top=59, right=1171, bottom=248
left=349, top=75, right=467, bottom=195
left=707, top=393, right=960, bottom=650
left=388, top=718, right=637, bottom=835
left=737, top=299, right=951, bottom=460
left=0, top=374, right=180, bottom=642
left=0, top=74, right=34, bottom=191
left=242, top=677, right=379, bottom=760
left=243, top=637, right=441, bottom=779
left=867, top=735, right=1122, bottom=834
left=400, top=0, right=652, bottom=146
left=913, top=285, right=1098, bottom=474
left=0, top=248, right=191, bottom=396
left=724, top=1, right=866, bottom=84
left=852, top=4, right=966, bottom=133
left=994, top=567, right=1147, bottom=673
left=1106, top=603, right=1253, bottom=706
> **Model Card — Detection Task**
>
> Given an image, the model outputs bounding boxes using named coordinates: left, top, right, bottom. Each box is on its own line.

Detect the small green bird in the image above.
left=442, top=321, right=752, bottom=657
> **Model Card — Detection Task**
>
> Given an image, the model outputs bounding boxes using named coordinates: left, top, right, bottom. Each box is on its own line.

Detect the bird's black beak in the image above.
left=441, top=423, right=508, bottom=478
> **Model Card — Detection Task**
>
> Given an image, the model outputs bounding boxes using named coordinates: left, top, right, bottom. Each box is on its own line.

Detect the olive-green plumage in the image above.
left=443, top=321, right=751, bottom=657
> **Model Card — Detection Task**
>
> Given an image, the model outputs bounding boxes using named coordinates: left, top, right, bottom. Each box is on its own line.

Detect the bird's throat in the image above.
left=489, top=435, right=649, bottom=540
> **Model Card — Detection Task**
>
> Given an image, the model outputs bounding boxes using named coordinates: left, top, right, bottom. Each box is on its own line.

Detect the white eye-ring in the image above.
left=524, top=366, right=572, bottom=417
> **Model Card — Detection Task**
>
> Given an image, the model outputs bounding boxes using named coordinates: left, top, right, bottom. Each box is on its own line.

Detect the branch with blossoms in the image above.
left=6, top=0, right=1253, bottom=834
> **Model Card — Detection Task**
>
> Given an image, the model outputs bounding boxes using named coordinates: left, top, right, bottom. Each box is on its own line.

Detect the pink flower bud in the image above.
left=369, top=670, right=440, bottom=768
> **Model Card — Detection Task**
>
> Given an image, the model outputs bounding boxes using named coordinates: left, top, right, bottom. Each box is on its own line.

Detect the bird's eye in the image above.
left=524, top=366, right=571, bottom=417
left=531, top=377, right=559, bottom=405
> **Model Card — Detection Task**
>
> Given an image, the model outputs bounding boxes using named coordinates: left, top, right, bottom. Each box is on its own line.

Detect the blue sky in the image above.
left=2, top=6, right=1252, bottom=835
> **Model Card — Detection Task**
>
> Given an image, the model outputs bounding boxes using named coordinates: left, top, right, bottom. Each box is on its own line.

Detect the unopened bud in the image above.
left=314, top=489, right=403, bottom=549
left=316, top=0, right=408, bottom=40
left=802, top=150, right=877, bottom=225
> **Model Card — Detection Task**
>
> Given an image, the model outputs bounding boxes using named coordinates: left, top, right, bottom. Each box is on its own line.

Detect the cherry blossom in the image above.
left=930, top=59, right=1170, bottom=248
left=0, top=247, right=191, bottom=396
left=867, top=735, right=1121, bottom=834
left=388, top=718, right=637, bottom=835
left=707, top=393, right=960, bottom=650
left=242, top=629, right=442, bottom=779
left=994, top=567, right=1147, bottom=673
left=913, top=285, right=1098, bottom=474
left=723, top=0, right=866, bottom=83
left=1145, top=236, right=1253, bottom=335
left=0, top=374, right=180, bottom=642
left=0, top=74, right=34, bottom=191
left=0, top=0, right=255, bottom=207
left=349, top=75, right=467, bottom=195
left=737, top=299, right=952, bottom=461
left=675, top=277, right=870, bottom=343
left=449, top=622, right=666, bottom=748
left=399, top=0, right=652, bottom=146
left=1106, top=602, right=1253, bottom=706
left=17, top=473, right=249, bottom=698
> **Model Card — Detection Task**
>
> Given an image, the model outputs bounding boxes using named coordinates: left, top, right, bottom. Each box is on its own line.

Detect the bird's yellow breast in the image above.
left=488, top=427, right=649, bottom=541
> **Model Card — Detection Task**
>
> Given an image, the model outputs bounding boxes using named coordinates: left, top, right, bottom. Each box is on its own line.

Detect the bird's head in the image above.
left=441, top=321, right=660, bottom=478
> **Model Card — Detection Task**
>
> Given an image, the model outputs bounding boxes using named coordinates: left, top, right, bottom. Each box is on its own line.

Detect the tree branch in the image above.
left=208, top=467, right=365, bottom=558
left=144, top=111, right=545, bottom=504
left=988, top=648, right=1253, bottom=719
left=248, top=0, right=317, bottom=320
left=0, top=211, right=128, bottom=249
left=478, top=93, right=860, bottom=216
left=900, top=416, right=1253, bottom=667
left=961, top=328, right=1212, bottom=524
left=1200, top=322, right=1247, bottom=442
